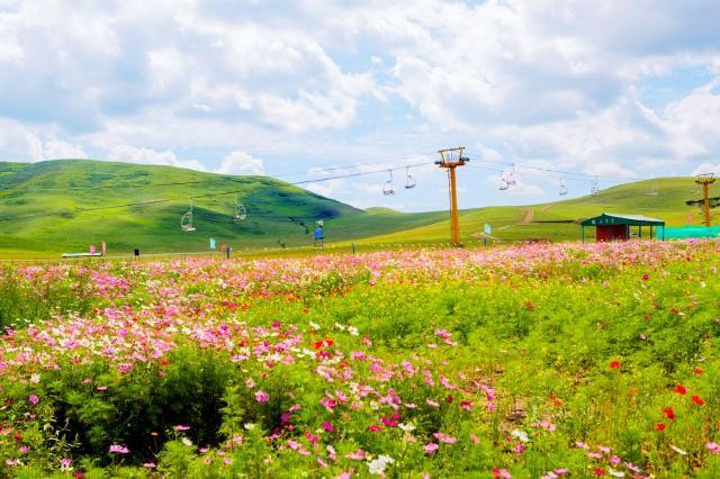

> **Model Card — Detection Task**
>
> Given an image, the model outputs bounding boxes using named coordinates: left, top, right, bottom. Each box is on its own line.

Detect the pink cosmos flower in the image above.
left=109, top=444, right=129, bottom=454
left=433, top=432, right=457, bottom=444
left=707, top=442, right=720, bottom=455
left=255, top=391, right=270, bottom=403
left=424, top=443, right=439, bottom=454
left=28, top=395, right=39, bottom=405
left=175, top=424, right=190, bottom=431
left=322, top=421, right=334, bottom=432
left=143, top=462, right=156, bottom=468
left=345, top=449, right=366, bottom=460
left=60, top=458, right=72, bottom=469
left=492, top=468, right=512, bottom=479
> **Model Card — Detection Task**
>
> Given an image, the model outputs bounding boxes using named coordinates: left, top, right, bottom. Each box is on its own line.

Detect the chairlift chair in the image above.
left=499, top=173, right=510, bottom=191
left=181, top=201, right=196, bottom=232
left=233, top=194, right=247, bottom=223
left=590, top=177, right=599, bottom=196
left=383, top=170, right=396, bottom=196
left=404, top=166, right=417, bottom=189
left=506, top=163, right=517, bottom=186
left=558, top=177, right=568, bottom=196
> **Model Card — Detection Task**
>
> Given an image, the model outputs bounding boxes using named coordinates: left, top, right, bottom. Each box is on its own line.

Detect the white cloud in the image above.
left=691, top=163, right=720, bottom=176
left=216, top=151, right=265, bottom=175
left=106, top=144, right=207, bottom=172
left=43, top=139, right=87, bottom=159
left=0, top=119, right=43, bottom=161
left=1, top=0, right=720, bottom=211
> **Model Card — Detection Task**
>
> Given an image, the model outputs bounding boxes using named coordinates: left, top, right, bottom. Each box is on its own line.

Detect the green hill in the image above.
left=351, top=177, right=713, bottom=245
left=0, top=160, right=446, bottom=256
left=0, top=161, right=712, bottom=257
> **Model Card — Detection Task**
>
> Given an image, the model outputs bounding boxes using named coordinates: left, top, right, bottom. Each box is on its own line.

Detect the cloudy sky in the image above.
left=1, top=0, right=720, bottom=211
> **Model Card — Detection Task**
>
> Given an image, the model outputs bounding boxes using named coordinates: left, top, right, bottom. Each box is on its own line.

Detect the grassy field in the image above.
left=0, top=160, right=448, bottom=257
left=2, top=240, right=720, bottom=477
left=0, top=160, right=714, bottom=258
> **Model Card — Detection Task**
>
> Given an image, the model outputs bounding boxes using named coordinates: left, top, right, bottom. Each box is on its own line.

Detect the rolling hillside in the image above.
left=352, top=177, right=714, bottom=245
left=0, top=160, right=446, bottom=256
left=0, top=161, right=713, bottom=258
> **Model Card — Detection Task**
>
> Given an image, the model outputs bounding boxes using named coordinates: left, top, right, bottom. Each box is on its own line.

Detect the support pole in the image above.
left=436, top=147, right=468, bottom=247
left=696, top=174, right=716, bottom=227
left=449, top=166, right=460, bottom=246
left=703, top=181, right=711, bottom=226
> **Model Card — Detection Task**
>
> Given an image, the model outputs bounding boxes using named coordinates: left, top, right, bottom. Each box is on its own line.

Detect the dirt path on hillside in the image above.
left=520, top=208, right=535, bottom=225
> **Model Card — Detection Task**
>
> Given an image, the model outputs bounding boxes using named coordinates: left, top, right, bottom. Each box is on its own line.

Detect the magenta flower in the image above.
left=322, top=421, right=334, bottom=432
left=255, top=390, right=270, bottom=403
left=28, top=395, right=39, bottom=405
left=175, top=424, right=190, bottom=431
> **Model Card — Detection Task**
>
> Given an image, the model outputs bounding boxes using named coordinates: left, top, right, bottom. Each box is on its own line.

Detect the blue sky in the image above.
left=1, top=0, right=720, bottom=211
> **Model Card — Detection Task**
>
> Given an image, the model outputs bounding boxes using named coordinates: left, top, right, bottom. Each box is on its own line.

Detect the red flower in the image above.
left=695, top=368, right=703, bottom=376
left=674, top=384, right=687, bottom=395
left=642, top=274, right=649, bottom=281
left=692, top=395, right=705, bottom=406
left=367, top=424, right=382, bottom=432
left=655, top=423, right=666, bottom=431
left=662, top=407, right=676, bottom=420
left=594, top=468, right=605, bottom=475
left=609, top=360, right=621, bottom=370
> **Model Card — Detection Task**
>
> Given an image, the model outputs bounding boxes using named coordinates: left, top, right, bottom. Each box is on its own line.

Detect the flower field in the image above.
left=2, top=240, right=720, bottom=478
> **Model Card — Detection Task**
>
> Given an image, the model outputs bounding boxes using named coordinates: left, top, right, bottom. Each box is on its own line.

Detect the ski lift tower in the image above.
left=436, top=147, right=469, bottom=246
left=695, top=173, right=716, bottom=227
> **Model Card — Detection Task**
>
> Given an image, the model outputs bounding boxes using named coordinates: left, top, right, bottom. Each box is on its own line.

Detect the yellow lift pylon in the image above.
left=695, top=173, right=716, bottom=227
left=436, top=147, right=469, bottom=246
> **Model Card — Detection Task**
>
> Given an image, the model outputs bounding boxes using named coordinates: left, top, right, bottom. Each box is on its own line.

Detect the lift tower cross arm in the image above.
left=436, top=147, right=469, bottom=246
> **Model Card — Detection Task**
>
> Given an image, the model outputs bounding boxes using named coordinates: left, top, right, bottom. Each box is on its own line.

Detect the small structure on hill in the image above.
left=580, top=213, right=665, bottom=242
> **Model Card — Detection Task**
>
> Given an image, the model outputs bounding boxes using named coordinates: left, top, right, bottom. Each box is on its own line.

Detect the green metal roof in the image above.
left=580, top=213, right=665, bottom=227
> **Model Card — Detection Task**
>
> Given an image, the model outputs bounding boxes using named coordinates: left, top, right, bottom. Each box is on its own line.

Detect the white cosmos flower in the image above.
left=670, top=445, right=688, bottom=455
left=368, top=455, right=395, bottom=475
left=398, top=423, right=416, bottom=433
left=511, top=429, right=530, bottom=443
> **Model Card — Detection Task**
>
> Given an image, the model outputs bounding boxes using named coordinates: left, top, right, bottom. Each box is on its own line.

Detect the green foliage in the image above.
left=0, top=265, right=96, bottom=331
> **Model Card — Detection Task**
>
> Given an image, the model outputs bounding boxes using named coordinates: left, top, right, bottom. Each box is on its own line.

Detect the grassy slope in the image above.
left=0, top=162, right=711, bottom=257
left=353, top=177, right=711, bottom=245
left=0, top=160, right=445, bottom=256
